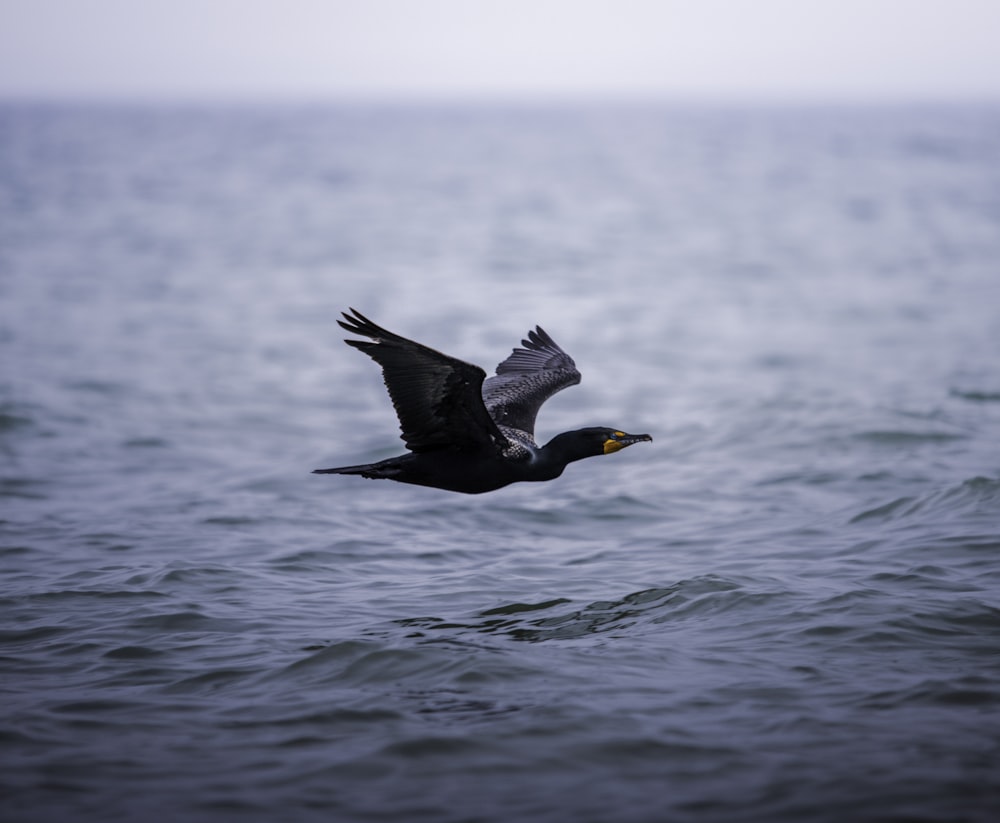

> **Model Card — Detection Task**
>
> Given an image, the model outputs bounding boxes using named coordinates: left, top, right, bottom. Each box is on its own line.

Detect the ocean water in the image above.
left=2, top=101, right=1000, bottom=822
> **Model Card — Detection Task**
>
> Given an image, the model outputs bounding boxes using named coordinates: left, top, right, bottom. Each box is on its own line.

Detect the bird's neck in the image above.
left=534, top=430, right=594, bottom=477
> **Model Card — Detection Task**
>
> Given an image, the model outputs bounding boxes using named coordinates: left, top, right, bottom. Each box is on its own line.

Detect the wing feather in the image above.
left=482, top=326, right=581, bottom=440
left=338, top=309, right=508, bottom=454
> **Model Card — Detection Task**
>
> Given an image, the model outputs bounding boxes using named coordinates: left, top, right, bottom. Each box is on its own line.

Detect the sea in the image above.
left=2, top=100, right=999, bottom=823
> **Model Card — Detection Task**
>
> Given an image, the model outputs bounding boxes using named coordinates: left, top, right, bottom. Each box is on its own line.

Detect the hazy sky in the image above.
left=2, top=0, right=999, bottom=102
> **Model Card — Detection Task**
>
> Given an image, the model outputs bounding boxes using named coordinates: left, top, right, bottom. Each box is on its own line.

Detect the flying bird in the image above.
left=313, top=309, right=651, bottom=493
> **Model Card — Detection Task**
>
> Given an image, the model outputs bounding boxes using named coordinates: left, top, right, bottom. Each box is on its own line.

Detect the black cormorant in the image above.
left=313, top=309, right=652, bottom=493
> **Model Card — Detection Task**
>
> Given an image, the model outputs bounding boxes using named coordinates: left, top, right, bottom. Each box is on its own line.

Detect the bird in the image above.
left=313, top=309, right=652, bottom=494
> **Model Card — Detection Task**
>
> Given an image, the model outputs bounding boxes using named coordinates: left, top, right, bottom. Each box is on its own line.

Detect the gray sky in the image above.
left=2, top=0, right=999, bottom=102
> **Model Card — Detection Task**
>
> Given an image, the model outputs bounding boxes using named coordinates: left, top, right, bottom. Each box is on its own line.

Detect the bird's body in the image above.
left=314, top=309, right=651, bottom=493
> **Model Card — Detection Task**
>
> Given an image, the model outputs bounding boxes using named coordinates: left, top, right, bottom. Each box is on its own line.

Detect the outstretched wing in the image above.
left=338, top=309, right=508, bottom=454
left=482, top=326, right=581, bottom=440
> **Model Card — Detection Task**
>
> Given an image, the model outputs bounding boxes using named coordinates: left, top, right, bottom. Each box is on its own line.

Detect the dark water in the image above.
left=2, top=102, right=1000, bottom=822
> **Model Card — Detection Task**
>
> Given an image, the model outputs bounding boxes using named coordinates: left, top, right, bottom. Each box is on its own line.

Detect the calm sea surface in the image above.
left=2, top=102, right=1000, bottom=822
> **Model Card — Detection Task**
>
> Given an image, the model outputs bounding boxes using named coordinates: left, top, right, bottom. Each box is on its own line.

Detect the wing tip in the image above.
left=522, top=325, right=563, bottom=353
left=337, top=307, right=392, bottom=343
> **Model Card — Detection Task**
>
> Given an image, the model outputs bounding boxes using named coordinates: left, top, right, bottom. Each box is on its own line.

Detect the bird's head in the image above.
left=595, top=427, right=654, bottom=455
left=553, top=427, right=653, bottom=459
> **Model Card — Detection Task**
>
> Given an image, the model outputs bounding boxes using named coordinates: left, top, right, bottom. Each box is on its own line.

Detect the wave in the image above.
left=849, top=476, right=1000, bottom=525
left=950, top=388, right=1000, bottom=403
left=393, top=575, right=785, bottom=643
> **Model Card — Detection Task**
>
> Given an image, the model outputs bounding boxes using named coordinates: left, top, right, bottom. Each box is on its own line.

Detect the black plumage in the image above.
left=313, top=309, right=651, bottom=493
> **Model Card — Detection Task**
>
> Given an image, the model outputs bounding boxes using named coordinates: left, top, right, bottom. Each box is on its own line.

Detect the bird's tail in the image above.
left=313, top=463, right=372, bottom=474
left=312, top=463, right=377, bottom=477
left=312, top=456, right=407, bottom=480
